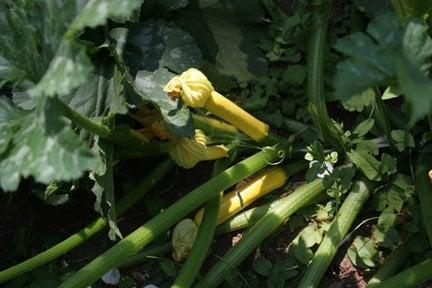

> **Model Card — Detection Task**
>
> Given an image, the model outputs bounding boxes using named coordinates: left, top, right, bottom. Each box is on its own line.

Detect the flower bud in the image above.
left=172, top=219, right=198, bottom=262
left=168, top=129, right=208, bottom=169
left=164, top=68, right=214, bottom=108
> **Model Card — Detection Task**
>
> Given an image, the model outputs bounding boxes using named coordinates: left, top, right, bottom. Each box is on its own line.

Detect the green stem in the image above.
left=198, top=179, right=325, bottom=287
left=215, top=191, right=327, bottom=235
left=368, top=241, right=410, bottom=287
left=172, top=159, right=231, bottom=288
left=416, top=152, right=432, bottom=248
left=0, top=158, right=174, bottom=284
left=307, top=1, right=334, bottom=145
left=118, top=242, right=172, bottom=269
left=54, top=97, right=167, bottom=155
left=298, top=180, right=374, bottom=288
left=59, top=148, right=283, bottom=288
left=373, top=89, right=394, bottom=148
left=373, top=259, right=432, bottom=288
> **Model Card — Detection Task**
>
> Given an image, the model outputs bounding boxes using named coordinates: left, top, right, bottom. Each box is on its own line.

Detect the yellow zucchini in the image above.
left=194, top=166, right=288, bottom=225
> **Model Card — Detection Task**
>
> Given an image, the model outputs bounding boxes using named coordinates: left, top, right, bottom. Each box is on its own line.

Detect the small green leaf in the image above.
left=353, top=119, right=375, bottom=137
left=347, top=149, right=381, bottom=181
left=348, top=236, right=378, bottom=268
left=252, top=256, right=272, bottom=276
left=382, top=86, right=400, bottom=100
left=160, top=260, right=177, bottom=277
left=342, top=88, right=376, bottom=112
left=282, top=65, right=307, bottom=85
left=379, top=153, right=397, bottom=176
left=391, top=130, right=415, bottom=152
left=374, top=208, right=400, bottom=248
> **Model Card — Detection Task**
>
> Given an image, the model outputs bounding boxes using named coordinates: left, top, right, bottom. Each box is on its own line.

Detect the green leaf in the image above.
left=334, top=13, right=432, bottom=125
left=69, top=0, right=142, bottom=32
left=342, top=88, right=376, bottom=112
left=299, top=224, right=323, bottom=248
left=0, top=98, right=23, bottom=155
left=0, top=0, right=76, bottom=84
left=133, top=68, right=194, bottom=137
left=282, top=65, right=307, bottom=85
left=252, top=256, right=272, bottom=276
left=160, top=260, right=177, bottom=277
left=382, top=86, right=400, bottom=100
left=32, top=41, right=94, bottom=98
left=353, top=119, right=375, bottom=137
left=0, top=97, right=96, bottom=191
left=92, top=117, right=121, bottom=241
left=31, top=0, right=143, bottom=98
left=379, top=153, right=397, bottom=176
left=176, top=0, right=268, bottom=82
left=396, top=56, right=432, bottom=125
left=402, top=21, right=432, bottom=72
left=373, top=208, right=400, bottom=248
left=348, top=236, right=378, bottom=268
left=347, top=149, right=381, bottom=181
left=124, top=19, right=202, bottom=74
left=391, top=130, right=415, bottom=152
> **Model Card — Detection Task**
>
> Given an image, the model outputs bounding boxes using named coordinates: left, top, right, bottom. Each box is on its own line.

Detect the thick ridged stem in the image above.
left=198, top=179, right=325, bottom=287
left=0, top=158, right=174, bottom=284
left=171, top=159, right=230, bottom=288
left=118, top=242, right=172, bottom=269
left=368, top=241, right=410, bottom=287
left=54, top=97, right=167, bottom=155
left=416, top=153, right=432, bottom=248
left=215, top=190, right=327, bottom=235
left=298, top=180, right=374, bottom=288
left=373, top=90, right=394, bottom=148
left=59, top=148, right=282, bottom=288
left=307, top=1, right=333, bottom=144
left=372, top=259, right=432, bottom=288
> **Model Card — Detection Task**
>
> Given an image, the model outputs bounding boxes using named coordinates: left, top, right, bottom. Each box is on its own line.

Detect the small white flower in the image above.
left=310, top=160, right=334, bottom=179
left=101, top=268, right=120, bottom=285
left=143, top=285, right=159, bottom=288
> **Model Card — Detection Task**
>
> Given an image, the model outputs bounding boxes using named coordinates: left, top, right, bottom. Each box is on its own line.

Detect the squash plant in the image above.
left=1, top=0, right=432, bottom=288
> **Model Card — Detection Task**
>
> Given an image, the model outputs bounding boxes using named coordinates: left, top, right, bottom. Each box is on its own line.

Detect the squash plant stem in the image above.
left=198, top=176, right=325, bottom=287
left=0, top=158, right=174, bottom=284
left=54, top=97, right=167, bottom=156
left=307, top=1, right=334, bottom=145
left=58, top=147, right=283, bottom=288
left=171, top=158, right=231, bottom=288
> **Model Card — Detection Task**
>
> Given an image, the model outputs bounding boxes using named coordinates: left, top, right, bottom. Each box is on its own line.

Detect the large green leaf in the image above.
left=0, top=97, right=95, bottom=191
left=133, top=68, right=194, bottom=137
left=334, top=13, right=432, bottom=125
left=124, top=19, right=202, bottom=73
left=176, top=0, right=268, bottom=82
left=0, top=0, right=76, bottom=84
left=32, top=0, right=143, bottom=98
left=92, top=117, right=120, bottom=241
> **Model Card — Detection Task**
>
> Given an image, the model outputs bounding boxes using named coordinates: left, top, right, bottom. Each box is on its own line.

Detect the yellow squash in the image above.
left=194, top=167, right=288, bottom=225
